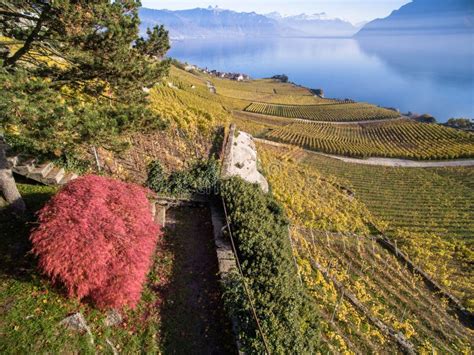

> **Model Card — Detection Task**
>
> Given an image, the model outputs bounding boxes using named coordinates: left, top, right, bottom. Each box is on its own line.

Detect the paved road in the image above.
left=254, top=138, right=474, bottom=168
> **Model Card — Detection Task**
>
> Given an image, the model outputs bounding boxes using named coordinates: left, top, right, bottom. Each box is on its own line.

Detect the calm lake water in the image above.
left=169, top=35, right=474, bottom=122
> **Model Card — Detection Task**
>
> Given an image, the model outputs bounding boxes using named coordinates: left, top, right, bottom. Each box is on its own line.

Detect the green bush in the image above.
left=220, top=178, right=320, bottom=354
left=146, top=161, right=168, bottom=193
left=147, top=158, right=220, bottom=196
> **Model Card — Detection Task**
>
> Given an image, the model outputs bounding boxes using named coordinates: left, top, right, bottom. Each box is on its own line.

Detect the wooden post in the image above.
left=92, top=146, right=101, bottom=172
left=331, top=289, right=345, bottom=323
left=288, top=226, right=303, bottom=286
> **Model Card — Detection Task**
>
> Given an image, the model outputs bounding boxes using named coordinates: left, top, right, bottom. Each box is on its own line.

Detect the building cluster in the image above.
left=184, top=64, right=250, bottom=81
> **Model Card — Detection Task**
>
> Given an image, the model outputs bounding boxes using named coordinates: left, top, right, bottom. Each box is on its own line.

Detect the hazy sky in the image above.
left=141, top=0, right=412, bottom=24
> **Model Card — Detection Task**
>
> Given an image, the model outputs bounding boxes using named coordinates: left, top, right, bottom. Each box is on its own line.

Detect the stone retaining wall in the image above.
left=222, top=124, right=269, bottom=193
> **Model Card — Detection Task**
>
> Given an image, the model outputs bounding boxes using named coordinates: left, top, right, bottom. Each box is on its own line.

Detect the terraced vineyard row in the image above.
left=212, top=77, right=312, bottom=95
left=215, top=86, right=336, bottom=105
left=245, top=102, right=400, bottom=122
left=258, top=146, right=473, bottom=352
left=292, top=227, right=473, bottom=353
left=266, top=119, right=474, bottom=160
left=300, top=152, right=474, bottom=310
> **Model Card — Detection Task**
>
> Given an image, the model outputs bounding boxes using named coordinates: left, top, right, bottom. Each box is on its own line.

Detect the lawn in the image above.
left=0, top=184, right=168, bottom=354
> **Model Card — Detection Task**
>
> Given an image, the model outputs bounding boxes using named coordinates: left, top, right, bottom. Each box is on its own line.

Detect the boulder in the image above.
left=104, top=309, right=123, bottom=327
left=223, top=129, right=269, bottom=193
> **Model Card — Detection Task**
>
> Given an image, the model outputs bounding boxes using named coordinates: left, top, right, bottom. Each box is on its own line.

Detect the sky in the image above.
left=141, top=0, right=412, bottom=24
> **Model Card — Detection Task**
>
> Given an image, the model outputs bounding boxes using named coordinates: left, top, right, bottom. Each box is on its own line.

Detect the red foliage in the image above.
left=30, top=175, right=161, bottom=309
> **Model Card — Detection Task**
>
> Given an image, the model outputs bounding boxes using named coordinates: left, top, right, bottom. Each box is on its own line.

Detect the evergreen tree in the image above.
left=0, top=0, right=170, bottom=212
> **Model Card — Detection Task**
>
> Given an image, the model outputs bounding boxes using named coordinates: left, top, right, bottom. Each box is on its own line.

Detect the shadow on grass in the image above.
left=159, top=206, right=236, bottom=355
left=0, top=191, right=54, bottom=282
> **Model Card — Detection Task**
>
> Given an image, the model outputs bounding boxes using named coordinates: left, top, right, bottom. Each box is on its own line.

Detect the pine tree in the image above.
left=0, top=0, right=170, bottom=212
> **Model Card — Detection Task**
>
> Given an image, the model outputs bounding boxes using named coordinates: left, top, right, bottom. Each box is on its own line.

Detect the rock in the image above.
left=60, top=312, right=94, bottom=344
left=104, top=309, right=123, bottom=327
left=106, top=338, right=119, bottom=355
left=60, top=312, right=89, bottom=332
left=222, top=129, right=269, bottom=193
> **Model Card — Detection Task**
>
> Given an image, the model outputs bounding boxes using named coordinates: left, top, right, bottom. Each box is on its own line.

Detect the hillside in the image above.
left=356, top=0, right=474, bottom=36
left=0, top=11, right=474, bottom=353
left=2, top=59, right=473, bottom=353
left=1, top=8, right=473, bottom=350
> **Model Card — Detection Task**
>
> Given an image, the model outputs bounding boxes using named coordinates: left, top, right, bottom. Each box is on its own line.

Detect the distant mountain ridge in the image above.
left=357, top=0, right=474, bottom=36
left=268, top=12, right=358, bottom=38
left=139, top=7, right=359, bottom=39
left=139, top=7, right=286, bottom=39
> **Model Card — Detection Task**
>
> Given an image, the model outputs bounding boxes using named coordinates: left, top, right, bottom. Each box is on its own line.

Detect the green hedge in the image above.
left=147, top=159, right=219, bottom=196
left=220, top=178, right=320, bottom=354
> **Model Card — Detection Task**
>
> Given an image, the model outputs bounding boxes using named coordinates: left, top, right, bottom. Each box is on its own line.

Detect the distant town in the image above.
left=184, top=64, right=251, bottom=81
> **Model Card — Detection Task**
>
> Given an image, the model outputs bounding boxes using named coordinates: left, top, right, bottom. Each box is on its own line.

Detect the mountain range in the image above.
left=356, top=0, right=474, bottom=36
left=138, top=7, right=359, bottom=39
left=265, top=12, right=359, bottom=38
left=139, top=1, right=474, bottom=40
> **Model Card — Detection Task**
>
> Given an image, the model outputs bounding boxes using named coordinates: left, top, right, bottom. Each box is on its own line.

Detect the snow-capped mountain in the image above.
left=271, top=12, right=359, bottom=37
left=139, top=7, right=361, bottom=39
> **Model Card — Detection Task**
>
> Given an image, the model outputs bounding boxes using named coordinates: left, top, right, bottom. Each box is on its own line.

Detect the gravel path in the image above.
left=161, top=206, right=236, bottom=354
left=254, top=138, right=474, bottom=168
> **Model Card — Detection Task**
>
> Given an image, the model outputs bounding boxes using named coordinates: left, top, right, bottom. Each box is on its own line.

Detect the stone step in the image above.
left=6, top=155, right=19, bottom=166
left=28, top=162, right=54, bottom=179
left=43, top=167, right=65, bottom=185
left=3, top=141, right=80, bottom=186
left=11, top=156, right=37, bottom=175
left=58, top=172, right=78, bottom=185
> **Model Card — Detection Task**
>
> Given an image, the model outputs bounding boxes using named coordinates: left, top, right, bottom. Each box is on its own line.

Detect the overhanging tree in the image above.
left=0, top=0, right=170, bottom=212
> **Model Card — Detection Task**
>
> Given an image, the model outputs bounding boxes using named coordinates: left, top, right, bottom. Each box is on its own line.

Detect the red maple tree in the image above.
left=30, top=175, right=161, bottom=309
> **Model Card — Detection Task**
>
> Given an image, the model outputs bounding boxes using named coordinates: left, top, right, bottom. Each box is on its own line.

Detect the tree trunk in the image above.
left=3, top=4, right=50, bottom=68
left=0, top=137, right=25, bottom=214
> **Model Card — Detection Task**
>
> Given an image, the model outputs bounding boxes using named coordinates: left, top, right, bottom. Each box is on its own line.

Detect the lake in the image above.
left=168, top=35, right=474, bottom=122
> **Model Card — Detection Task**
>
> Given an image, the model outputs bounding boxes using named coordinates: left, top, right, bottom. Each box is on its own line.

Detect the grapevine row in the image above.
left=266, top=119, right=474, bottom=160
left=245, top=102, right=400, bottom=122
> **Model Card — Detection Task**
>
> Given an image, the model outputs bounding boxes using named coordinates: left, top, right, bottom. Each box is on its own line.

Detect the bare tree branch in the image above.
left=3, top=3, right=50, bottom=67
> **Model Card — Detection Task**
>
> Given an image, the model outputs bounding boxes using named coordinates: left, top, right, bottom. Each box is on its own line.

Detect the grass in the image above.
left=0, top=184, right=169, bottom=354
left=1, top=183, right=235, bottom=354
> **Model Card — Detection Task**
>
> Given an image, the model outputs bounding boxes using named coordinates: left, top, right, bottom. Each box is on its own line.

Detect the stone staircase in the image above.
left=7, top=154, right=78, bottom=186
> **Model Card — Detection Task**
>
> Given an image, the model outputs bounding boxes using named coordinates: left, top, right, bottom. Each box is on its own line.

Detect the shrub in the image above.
left=30, top=175, right=160, bottom=309
left=220, top=177, right=320, bottom=354
left=147, top=158, right=220, bottom=195
left=146, top=161, right=168, bottom=193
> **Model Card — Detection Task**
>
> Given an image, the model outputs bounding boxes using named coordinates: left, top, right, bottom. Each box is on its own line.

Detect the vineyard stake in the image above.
left=288, top=226, right=303, bottom=286
left=331, top=289, right=345, bottom=323
left=400, top=305, right=408, bottom=322
left=92, top=146, right=101, bottom=172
